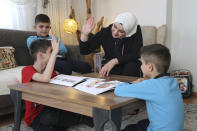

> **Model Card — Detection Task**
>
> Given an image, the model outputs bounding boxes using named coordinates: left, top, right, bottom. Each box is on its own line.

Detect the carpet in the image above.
left=0, top=104, right=196, bottom=131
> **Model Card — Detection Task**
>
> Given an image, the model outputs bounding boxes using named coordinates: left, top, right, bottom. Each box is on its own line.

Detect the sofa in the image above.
left=0, top=25, right=167, bottom=116
left=0, top=29, right=85, bottom=116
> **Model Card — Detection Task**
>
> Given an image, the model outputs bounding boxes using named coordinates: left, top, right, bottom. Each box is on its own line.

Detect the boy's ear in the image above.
left=147, top=62, right=154, bottom=72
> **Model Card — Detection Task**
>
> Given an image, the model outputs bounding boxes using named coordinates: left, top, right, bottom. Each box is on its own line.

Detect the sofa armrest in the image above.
left=93, top=52, right=105, bottom=72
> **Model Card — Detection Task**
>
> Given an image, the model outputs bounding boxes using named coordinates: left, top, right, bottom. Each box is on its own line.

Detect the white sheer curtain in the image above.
left=0, top=0, right=37, bottom=31
left=37, top=0, right=88, bottom=45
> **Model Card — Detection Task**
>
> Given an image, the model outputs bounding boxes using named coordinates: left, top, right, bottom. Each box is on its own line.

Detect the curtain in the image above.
left=37, top=0, right=88, bottom=45
left=0, top=0, right=36, bottom=31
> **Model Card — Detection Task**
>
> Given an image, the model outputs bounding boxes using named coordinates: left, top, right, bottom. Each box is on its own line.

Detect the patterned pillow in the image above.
left=0, top=47, right=17, bottom=70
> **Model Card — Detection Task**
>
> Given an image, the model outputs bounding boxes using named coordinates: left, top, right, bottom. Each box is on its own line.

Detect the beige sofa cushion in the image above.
left=0, top=66, right=24, bottom=95
left=141, top=26, right=157, bottom=46
left=157, top=25, right=167, bottom=45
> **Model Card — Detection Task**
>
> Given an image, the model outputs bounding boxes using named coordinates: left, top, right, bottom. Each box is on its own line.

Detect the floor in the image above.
left=0, top=113, right=14, bottom=127
left=0, top=96, right=197, bottom=128
left=183, top=96, right=197, bottom=104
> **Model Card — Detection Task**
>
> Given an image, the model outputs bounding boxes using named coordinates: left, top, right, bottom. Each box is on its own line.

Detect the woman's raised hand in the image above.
left=81, top=16, right=96, bottom=35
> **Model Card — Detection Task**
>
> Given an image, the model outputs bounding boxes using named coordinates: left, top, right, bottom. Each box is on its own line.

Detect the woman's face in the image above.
left=111, top=23, right=126, bottom=39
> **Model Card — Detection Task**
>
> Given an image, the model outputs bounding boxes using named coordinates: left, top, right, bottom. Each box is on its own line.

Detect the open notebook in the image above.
left=50, top=74, right=87, bottom=87
left=50, top=75, right=121, bottom=95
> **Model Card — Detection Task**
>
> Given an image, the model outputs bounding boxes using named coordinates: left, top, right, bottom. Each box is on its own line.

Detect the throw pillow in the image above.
left=0, top=47, right=17, bottom=70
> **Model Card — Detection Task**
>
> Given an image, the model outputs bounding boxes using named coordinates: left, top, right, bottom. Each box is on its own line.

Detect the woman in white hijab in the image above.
left=80, top=12, right=143, bottom=77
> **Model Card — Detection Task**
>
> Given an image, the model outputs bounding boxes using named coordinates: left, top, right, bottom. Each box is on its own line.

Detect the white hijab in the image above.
left=114, top=12, right=138, bottom=37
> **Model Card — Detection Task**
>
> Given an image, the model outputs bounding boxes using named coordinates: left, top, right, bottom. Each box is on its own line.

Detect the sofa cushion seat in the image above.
left=0, top=66, right=24, bottom=95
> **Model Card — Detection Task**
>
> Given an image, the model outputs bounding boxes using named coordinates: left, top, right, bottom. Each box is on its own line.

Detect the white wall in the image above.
left=167, top=0, right=197, bottom=92
left=92, top=0, right=167, bottom=27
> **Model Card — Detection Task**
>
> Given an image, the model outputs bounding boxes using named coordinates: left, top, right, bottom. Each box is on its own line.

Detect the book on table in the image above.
left=50, top=74, right=87, bottom=87
left=50, top=75, right=121, bottom=95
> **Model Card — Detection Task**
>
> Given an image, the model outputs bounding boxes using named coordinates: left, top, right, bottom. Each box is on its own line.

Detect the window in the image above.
left=0, top=1, right=13, bottom=29
left=0, top=0, right=36, bottom=31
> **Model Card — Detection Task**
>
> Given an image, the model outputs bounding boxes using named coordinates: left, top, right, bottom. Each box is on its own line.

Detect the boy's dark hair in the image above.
left=140, top=44, right=171, bottom=73
left=35, top=14, right=50, bottom=24
left=29, top=39, right=52, bottom=62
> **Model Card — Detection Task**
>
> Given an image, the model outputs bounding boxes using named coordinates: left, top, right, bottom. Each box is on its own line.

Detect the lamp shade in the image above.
left=62, top=19, right=78, bottom=34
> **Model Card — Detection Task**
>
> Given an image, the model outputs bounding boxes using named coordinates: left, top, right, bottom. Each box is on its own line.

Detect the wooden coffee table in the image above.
left=8, top=73, right=143, bottom=131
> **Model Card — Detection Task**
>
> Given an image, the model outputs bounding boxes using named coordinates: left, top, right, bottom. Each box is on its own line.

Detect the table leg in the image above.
left=93, top=107, right=122, bottom=131
left=10, top=90, right=22, bottom=131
